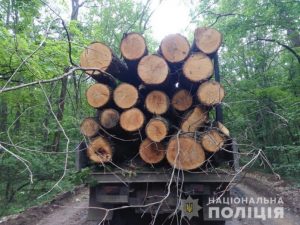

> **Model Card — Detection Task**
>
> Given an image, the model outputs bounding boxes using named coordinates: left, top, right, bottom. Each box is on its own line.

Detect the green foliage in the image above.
left=0, top=0, right=154, bottom=217
left=192, top=0, right=300, bottom=178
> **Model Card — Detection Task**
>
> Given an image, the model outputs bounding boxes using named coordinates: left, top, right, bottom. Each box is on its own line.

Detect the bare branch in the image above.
left=256, top=38, right=300, bottom=64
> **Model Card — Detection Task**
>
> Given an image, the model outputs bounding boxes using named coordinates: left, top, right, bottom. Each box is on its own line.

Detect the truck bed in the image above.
left=90, top=166, right=238, bottom=184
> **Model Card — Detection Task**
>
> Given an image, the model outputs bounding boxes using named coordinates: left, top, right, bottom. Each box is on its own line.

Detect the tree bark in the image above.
left=51, top=76, right=68, bottom=152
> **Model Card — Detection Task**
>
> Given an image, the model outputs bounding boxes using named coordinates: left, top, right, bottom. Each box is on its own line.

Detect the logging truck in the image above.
left=77, top=29, right=240, bottom=224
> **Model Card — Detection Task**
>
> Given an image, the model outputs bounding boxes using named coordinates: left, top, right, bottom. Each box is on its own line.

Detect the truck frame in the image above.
left=76, top=53, right=240, bottom=225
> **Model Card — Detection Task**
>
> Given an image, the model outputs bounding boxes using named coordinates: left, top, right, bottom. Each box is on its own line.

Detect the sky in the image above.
left=149, top=0, right=193, bottom=41
left=50, top=0, right=197, bottom=42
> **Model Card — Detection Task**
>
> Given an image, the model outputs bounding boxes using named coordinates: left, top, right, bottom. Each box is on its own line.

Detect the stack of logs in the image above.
left=79, top=27, right=231, bottom=171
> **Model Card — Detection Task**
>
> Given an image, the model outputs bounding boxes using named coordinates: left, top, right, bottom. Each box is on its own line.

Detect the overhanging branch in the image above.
left=256, top=38, right=300, bottom=64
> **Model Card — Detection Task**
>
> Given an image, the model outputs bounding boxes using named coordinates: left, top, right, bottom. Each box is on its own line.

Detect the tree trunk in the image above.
left=86, top=83, right=111, bottom=108
left=87, top=136, right=113, bottom=163
left=139, top=138, right=165, bottom=164
left=182, top=52, right=214, bottom=82
left=201, top=129, right=225, bottom=153
left=145, top=117, right=169, bottom=142
left=99, top=108, right=120, bottom=129
left=51, top=0, right=81, bottom=152
left=196, top=81, right=225, bottom=106
left=181, top=107, right=208, bottom=132
left=137, top=55, right=169, bottom=85
left=80, top=117, right=100, bottom=137
left=171, top=89, right=193, bottom=112
left=120, top=32, right=147, bottom=69
left=166, top=135, right=205, bottom=170
left=120, top=108, right=145, bottom=132
left=192, top=27, right=222, bottom=55
left=80, top=42, right=129, bottom=83
left=51, top=76, right=68, bottom=152
left=14, top=104, right=21, bottom=132
left=113, top=83, right=138, bottom=109
left=0, top=99, right=8, bottom=134
left=145, top=90, right=170, bottom=115
left=159, top=33, right=190, bottom=64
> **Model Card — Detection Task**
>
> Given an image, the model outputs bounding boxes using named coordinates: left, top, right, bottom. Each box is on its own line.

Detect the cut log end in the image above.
left=197, top=81, right=225, bottom=106
left=120, top=108, right=145, bottom=132
left=99, top=109, right=120, bottom=129
left=201, top=130, right=225, bottom=152
left=166, top=136, right=205, bottom=170
left=181, top=107, right=208, bottom=132
left=145, top=90, right=170, bottom=115
left=183, top=53, right=214, bottom=82
left=80, top=118, right=99, bottom=137
left=80, top=42, right=113, bottom=75
left=216, top=122, right=230, bottom=137
left=194, top=27, right=222, bottom=54
left=86, top=83, right=111, bottom=108
left=160, top=34, right=190, bottom=63
left=171, top=89, right=193, bottom=111
left=87, top=137, right=113, bottom=163
left=113, top=83, right=138, bottom=109
left=120, top=33, right=147, bottom=61
left=137, top=55, right=169, bottom=85
left=139, top=138, right=165, bottom=164
left=145, top=117, right=168, bottom=142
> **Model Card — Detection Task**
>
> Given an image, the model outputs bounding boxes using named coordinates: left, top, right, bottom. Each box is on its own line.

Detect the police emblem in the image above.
left=180, top=195, right=202, bottom=220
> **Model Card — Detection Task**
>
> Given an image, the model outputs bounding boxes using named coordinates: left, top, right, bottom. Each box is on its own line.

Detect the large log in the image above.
left=120, top=32, right=147, bottom=62
left=201, top=129, right=225, bottom=153
left=182, top=52, right=214, bottom=82
left=113, top=83, right=139, bottom=109
left=87, top=136, right=113, bottom=163
left=171, top=89, right=193, bottom=112
left=216, top=121, right=230, bottom=137
left=120, top=108, right=145, bottom=132
left=80, top=42, right=128, bottom=80
left=137, top=55, right=169, bottom=85
left=145, top=117, right=169, bottom=142
left=145, top=90, right=170, bottom=115
left=181, top=107, right=208, bottom=132
left=193, top=27, right=222, bottom=54
left=99, top=108, right=120, bottom=129
left=86, top=83, right=111, bottom=108
left=197, top=81, right=225, bottom=106
left=166, top=135, right=206, bottom=170
left=159, top=34, right=190, bottom=63
left=80, top=117, right=99, bottom=137
left=139, top=138, right=165, bottom=164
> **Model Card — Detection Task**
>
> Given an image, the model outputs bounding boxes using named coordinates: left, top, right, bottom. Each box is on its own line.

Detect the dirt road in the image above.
left=1, top=174, right=299, bottom=225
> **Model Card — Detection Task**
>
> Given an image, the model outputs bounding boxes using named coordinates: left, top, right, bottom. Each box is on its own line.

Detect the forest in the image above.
left=0, top=0, right=299, bottom=217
